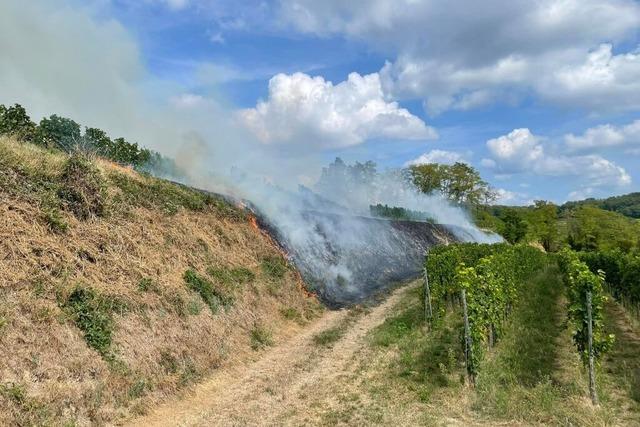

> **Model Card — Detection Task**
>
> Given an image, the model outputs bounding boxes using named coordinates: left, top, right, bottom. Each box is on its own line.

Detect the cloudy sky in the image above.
left=2, top=0, right=640, bottom=205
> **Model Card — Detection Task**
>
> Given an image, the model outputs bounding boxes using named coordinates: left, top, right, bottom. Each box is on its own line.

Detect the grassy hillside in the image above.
left=0, top=136, right=320, bottom=425
left=561, top=192, right=640, bottom=219
left=475, top=202, right=640, bottom=252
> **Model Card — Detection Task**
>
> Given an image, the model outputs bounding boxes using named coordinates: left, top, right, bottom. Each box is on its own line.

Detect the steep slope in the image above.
left=0, top=137, right=320, bottom=425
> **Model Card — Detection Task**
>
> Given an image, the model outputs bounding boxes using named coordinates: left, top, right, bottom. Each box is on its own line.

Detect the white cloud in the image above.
left=278, top=0, right=640, bottom=114
left=568, top=187, right=595, bottom=201
left=485, top=129, right=544, bottom=173
left=538, top=44, right=640, bottom=112
left=565, top=119, right=640, bottom=151
left=404, top=149, right=468, bottom=166
left=238, top=72, right=437, bottom=148
left=492, top=188, right=533, bottom=206
left=484, top=128, right=631, bottom=187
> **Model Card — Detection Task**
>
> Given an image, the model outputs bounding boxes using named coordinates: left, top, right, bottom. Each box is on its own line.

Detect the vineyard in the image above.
left=424, top=243, right=616, bottom=403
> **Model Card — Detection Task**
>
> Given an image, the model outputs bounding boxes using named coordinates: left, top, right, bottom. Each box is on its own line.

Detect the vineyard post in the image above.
left=461, top=289, right=475, bottom=385
left=586, top=290, right=599, bottom=405
left=424, top=266, right=433, bottom=326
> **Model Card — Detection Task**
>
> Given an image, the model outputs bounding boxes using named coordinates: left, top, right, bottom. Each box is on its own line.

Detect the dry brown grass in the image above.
left=0, top=136, right=321, bottom=425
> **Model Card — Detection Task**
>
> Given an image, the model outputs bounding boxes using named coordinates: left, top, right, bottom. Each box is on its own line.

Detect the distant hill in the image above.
left=560, top=192, right=640, bottom=219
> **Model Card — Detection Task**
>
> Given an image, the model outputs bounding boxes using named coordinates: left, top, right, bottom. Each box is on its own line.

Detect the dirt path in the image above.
left=127, top=282, right=417, bottom=427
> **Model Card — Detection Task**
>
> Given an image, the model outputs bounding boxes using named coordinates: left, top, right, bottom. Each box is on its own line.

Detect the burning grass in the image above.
left=0, top=135, right=320, bottom=426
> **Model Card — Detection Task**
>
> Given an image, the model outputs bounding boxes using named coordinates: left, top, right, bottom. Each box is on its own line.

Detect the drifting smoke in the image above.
left=0, top=0, right=499, bottom=306
left=172, top=147, right=501, bottom=306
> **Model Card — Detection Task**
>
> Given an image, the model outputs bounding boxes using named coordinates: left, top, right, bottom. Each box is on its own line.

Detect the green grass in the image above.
left=206, top=266, right=255, bottom=286
left=473, top=266, right=570, bottom=421
left=280, top=307, right=304, bottom=323
left=313, top=308, right=365, bottom=348
left=57, top=153, right=107, bottom=219
left=61, top=286, right=116, bottom=357
left=108, top=171, right=244, bottom=220
left=42, top=207, right=68, bottom=233
left=250, top=325, right=274, bottom=350
left=260, top=256, right=289, bottom=279
left=369, top=286, right=463, bottom=396
left=183, top=269, right=234, bottom=313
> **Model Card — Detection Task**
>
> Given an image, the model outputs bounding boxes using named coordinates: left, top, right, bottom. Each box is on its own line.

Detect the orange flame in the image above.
left=248, top=215, right=259, bottom=231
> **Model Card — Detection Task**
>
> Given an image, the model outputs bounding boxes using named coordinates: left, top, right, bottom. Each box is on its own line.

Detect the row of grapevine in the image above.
left=558, top=249, right=615, bottom=404
left=578, top=249, right=640, bottom=317
left=424, top=243, right=546, bottom=383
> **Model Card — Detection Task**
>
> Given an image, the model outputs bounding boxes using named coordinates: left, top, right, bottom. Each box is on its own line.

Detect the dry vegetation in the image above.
left=0, top=136, right=321, bottom=425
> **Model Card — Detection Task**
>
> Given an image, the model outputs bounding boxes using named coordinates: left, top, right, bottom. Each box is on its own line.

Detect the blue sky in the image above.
left=1, top=0, right=640, bottom=205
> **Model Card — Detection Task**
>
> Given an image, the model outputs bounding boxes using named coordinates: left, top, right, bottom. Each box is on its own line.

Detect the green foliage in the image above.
left=250, top=326, right=274, bottom=350
left=426, top=243, right=547, bottom=378
left=312, top=326, right=345, bottom=347
left=206, top=266, right=255, bottom=286
left=409, top=162, right=497, bottom=206
left=261, top=256, right=288, bottom=279
left=35, top=115, right=81, bottom=151
left=61, top=286, right=115, bottom=357
left=58, top=153, right=107, bottom=219
left=369, top=203, right=434, bottom=222
left=280, top=307, right=303, bottom=323
left=558, top=249, right=615, bottom=363
left=108, top=171, right=243, bottom=219
left=183, top=269, right=234, bottom=313
left=579, top=249, right=640, bottom=311
left=500, top=208, right=528, bottom=244
left=42, top=207, right=69, bottom=233
left=562, top=192, right=640, bottom=219
left=0, top=104, right=37, bottom=141
left=566, top=206, right=639, bottom=252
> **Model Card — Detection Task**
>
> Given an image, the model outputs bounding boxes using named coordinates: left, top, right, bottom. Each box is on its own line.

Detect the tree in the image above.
left=530, top=201, right=559, bottom=251
left=500, top=209, right=528, bottom=244
left=316, top=157, right=378, bottom=202
left=409, top=162, right=496, bottom=206
left=0, top=104, right=37, bottom=141
left=36, top=115, right=81, bottom=150
left=409, top=163, right=443, bottom=194
left=84, top=127, right=113, bottom=156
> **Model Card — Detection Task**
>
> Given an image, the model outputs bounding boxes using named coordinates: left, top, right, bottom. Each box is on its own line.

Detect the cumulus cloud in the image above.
left=565, top=119, right=640, bottom=151
left=238, top=72, right=437, bottom=148
left=278, top=0, right=640, bottom=114
left=404, top=149, right=469, bottom=166
left=538, top=44, right=640, bottom=112
left=483, top=128, right=631, bottom=187
left=493, top=188, right=532, bottom=206
left=485, top=129, right=544, bottom=173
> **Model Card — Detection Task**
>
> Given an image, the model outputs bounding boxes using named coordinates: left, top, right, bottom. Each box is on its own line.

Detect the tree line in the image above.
left=0, top=103, right=177, bottom=174
left=316, top=157, right=497, bottom=213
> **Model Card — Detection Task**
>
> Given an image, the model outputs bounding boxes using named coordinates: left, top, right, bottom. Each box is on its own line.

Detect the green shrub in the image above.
left=250, top=326, right=274, bottom=350
left=42, top=207, right=68, bottom=233
left=58, top=153, right=106, bottom=219
left=0, top=383, right=26, bottom=404
left=183, top=269, right=234, bottom=313
left=62, top=286, right=114, bottom=357
left=312, top=326, right=344, bottom=347
left=128, top=379, right=148, bottom=399
left=261, top=256, right=288, bottom=279
left=280, top=307, right=303, bottom=322
left=207, top=266, right=255, bottom=286
left=187, top=298, right=203, bottom=315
